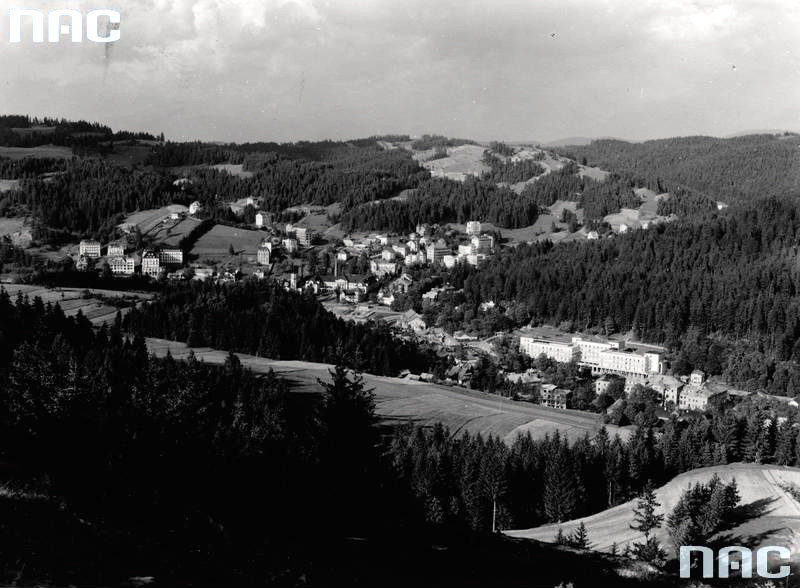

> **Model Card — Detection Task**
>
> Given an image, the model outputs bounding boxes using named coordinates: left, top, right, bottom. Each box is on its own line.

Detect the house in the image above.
left=647, top=374, right=684, bottom=408
left=540, top=385, right=571, bottom=410
left=690, top=369, right=706, bottom=386
left=381, top=248, right=395, bottom=261
left=79, top=239, right=101, bottom=258
left=466, top=254, right=486, bottom=267
left=257, top=243, right=271, bottom=265
left=587, top=231, right=600, bottom=240
left=678, top=387, right=718, bottom=411
left=442, top=255, right=457, bottom=269
left=141, top=250, right=161, bottom=278
left=370, top=259, right=397, bottom=277
left=159, top=248, right=183, bottom=267
left=377, top=289, right=395, bottom=306
left=193, top=267, right=214, bottom=281
left=399, top=309, right=427, bottom=332
left=107, top=243, right=125, bottom=257
left=255, top=212, right=268, bottom=227
left=189, top=200, right=203, bottom=215
left=391, top=274, right=414, bottom=294
left=75, top=255, right=90, bottom=271
left=108, top=256, right=135, bottom=276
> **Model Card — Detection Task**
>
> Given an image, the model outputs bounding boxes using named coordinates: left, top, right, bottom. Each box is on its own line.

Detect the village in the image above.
left=63, top=195, right=770, bottom=424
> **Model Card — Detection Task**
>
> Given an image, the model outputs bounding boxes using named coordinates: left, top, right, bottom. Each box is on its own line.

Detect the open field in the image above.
left=505, top=463, right=800, bottom=560
left=192, top=224, right=265, bottom=257
left=145, top=337, right=622, bottom=442
left=414, top=144, right=490, bottom=181
left=210, top=163, right=254, bottom=178
left=0, top=145, right=73, bottom=159
left=0, top=217, right=31, bottom=247
left=1, top=284, right=153, bottom=326
left=119, top=205, right=193, bottom=245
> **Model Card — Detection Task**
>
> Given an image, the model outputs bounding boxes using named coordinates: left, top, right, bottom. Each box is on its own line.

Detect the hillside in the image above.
left=145, top=337, right=631, bottom=442
left=556, top=134, right=800, bottom=205
left=505, top=463, right=800, bottom=560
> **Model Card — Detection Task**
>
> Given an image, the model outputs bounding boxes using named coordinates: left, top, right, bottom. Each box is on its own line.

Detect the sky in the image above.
left=1, top=0, right=799, bottom=143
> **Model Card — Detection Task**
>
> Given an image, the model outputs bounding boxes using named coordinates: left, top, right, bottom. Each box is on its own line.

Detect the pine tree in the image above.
left=570, top=522, right=590, bottom=549
left=629, top=482, right=666, bottom=566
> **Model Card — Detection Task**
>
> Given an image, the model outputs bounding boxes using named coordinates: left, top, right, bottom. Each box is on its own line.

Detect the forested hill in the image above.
left=555, top=134, right=800, bottom=205
left=123, top=280, right=436, bottom=377
left=450, top=197, right=800, bottom=395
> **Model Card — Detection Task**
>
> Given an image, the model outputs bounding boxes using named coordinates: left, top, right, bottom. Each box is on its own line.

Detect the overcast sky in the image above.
left=1, top=0, right=799, bottom=142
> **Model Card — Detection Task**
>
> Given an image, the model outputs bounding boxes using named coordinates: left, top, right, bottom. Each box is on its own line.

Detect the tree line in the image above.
left=122, top=279, right=437, bottom=377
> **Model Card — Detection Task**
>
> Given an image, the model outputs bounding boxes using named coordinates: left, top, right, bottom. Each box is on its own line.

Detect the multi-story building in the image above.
left=109, top=256, right=135, bottom=276
left=520, top=334, right=662, bottom=379
left=381, top=248, right=395, bottom=261
left=466, top=220, right=482, bottom=236
left=257, top=243, right=271, bottom=265
left=107, top=243, right=125, bottom=257
left=519, top=337, right=578, bottom=363
left=426, top=241, right=450, bottom=264
left=540, top=385, right=571, bottom=410
left=458, top=243, right=473, bottom=256
left=255, top=212, right=268, bottom=227
left=678, top=387, right=716, bottom=411
left=79, top=239, right=101, bottom=258
left=572, top=336, right=620, bottom=368
left=296, top=227, right=314, bottom=246
left=471, top=234, right=494, bottom=254
left=141, top=250, right=161, bottom=278
left=283, top=238, right=298, bottom=253
left=159, top=248, right=183, bottom=267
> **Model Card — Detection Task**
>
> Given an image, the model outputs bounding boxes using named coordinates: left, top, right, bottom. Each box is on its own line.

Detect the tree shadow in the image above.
left=719, top=496, right=778, bottom=532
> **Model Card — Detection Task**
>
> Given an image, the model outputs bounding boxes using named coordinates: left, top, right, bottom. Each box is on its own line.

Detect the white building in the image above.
left=381, top=248, right=395, bottom=261
left=296, top=227, right=313, bottom=246
left=283, top=238, right=298, bottom=253
left=572, top=336, right=620, bottom=368
left=466, top=220, right=482, bottom=236
left=255, top=212, right=268, bottom=227
left=79, top=239, right=101, bottom=258
left=471, top=234, right=494, bottom=254
left=109, top=256, right=135, bottom=276
left=107, top=243, right=125, bottom=257
left=519, top=337, right=578, bottom=363
left=426, top=241, right=450, bottom=264
left=370, top=260, right=397, bottom=277
left=189, top=200, right=203, bottom=215
left=159, top=249, right=184, bottom=267
left=443, top=255, right=457, bottom=269
left=257, top=244, right=271, bottom=265
left=458, top=243, right=473, bottom=256
left=141, top=251, right=161, bottom=278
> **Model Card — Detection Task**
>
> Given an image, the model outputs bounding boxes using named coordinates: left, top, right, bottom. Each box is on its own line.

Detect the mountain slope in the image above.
left=505, top=463, right=800, bottom=558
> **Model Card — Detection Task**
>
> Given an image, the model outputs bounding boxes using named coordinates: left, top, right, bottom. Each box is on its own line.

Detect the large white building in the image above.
left=159, top=249, right=183, bottom=267
left=427, top=241, right=450, bottom=264
left=141, top=250, right=161, bottom=278
left=520, top=334, right=662, bottom=378
left=107, top=243, right=125, bottom=257
left=109, top=256, right=135, bottom=276
left=471, top=234, right=494, bottom=254
left=519, top=337, right=578, bottom=363
left=466, top=220, right=482, bottom=236
left=79, top=239, right=101, bottom=258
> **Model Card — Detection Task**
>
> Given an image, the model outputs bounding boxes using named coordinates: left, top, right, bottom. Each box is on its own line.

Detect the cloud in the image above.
left=0, top=0, right=798, bottom=141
